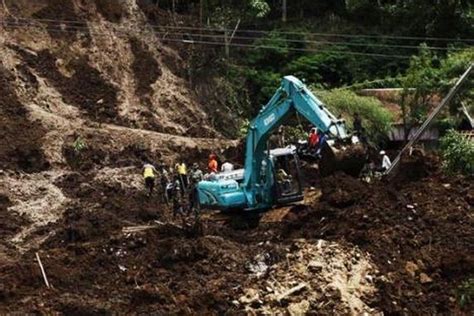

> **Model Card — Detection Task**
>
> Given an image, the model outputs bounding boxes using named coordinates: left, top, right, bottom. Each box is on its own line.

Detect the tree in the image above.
left=399, top=45, right=440, bottom=141
left=315, top=89, right=394, bottom=142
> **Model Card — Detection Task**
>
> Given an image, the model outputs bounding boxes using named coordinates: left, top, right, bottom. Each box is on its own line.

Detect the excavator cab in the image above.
left=269, top=146, right=303, bottom=205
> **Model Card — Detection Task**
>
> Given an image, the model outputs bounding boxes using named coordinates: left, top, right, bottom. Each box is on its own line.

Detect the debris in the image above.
left=419, top=273, right=433, bottom=284
left=35, top=252, right=50, bottom=288
left=405, top=261, right=419, bottom=277
left=288, top=300, right=310, bottom=315
left=276, top=283, right=308, bottom=302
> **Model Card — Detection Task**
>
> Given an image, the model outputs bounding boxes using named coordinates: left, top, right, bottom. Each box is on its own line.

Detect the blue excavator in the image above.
left=197, top=76, right=364, bottom=212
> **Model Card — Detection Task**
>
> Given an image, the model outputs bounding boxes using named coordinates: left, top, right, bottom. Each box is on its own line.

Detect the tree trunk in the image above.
left=199, top=0, right=203, bottom=24
left=282, top=0, right=287, bottom=22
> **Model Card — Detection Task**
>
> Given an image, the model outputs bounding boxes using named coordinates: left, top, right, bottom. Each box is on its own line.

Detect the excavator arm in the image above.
left=242, top=75, right=350, bottom=207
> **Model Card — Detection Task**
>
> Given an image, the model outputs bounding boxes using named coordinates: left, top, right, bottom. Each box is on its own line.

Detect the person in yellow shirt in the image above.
left=142, top=163, right=157, bottom=196
left=175, top=162, right=188, bottom=193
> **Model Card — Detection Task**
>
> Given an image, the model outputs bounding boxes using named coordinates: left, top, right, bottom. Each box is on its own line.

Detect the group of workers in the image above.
left=141, top=153, right=235, bottom=217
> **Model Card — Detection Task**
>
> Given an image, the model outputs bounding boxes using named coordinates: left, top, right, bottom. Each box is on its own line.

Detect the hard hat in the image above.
left=380, top=150, right=386, bottom=155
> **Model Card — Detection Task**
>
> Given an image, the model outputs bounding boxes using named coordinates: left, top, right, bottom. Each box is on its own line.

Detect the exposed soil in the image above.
left=0, top=195, right=31, bottom=240
left=15, top=48, right=123, bottom=125
left=0, top=67, right=49, bottom=173
left=285, top=158, right=474, bottom=314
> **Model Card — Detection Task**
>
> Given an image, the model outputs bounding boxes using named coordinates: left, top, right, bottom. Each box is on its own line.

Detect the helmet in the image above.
left=380, top=150, right=386, bottom=155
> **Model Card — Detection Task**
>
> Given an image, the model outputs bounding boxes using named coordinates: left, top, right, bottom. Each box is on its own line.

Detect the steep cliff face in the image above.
left=0, top=0, right=233, bottom=172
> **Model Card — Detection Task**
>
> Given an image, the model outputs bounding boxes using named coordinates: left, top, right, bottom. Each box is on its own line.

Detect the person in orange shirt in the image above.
left=208, top=154, right=218, bottom=173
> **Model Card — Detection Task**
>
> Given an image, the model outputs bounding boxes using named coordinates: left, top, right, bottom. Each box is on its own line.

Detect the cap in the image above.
left=380, top=150, right=386, bottom=155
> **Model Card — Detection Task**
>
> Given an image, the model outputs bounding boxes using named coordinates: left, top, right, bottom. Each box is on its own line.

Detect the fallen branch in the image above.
left=276, top=283, right=307, bottom=302
left=35, top=252, right=50, bottom=288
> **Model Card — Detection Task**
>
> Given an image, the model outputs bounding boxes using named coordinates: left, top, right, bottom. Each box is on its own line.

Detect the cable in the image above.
left=1, top=19, right=467, bottom=52
left=0, top=22, right=413, bottom=59
left=7, top=16, right=474, bottom=43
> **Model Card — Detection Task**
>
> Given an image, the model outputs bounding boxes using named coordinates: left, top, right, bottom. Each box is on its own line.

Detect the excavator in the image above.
left=197, top=75, right=365, bottom=212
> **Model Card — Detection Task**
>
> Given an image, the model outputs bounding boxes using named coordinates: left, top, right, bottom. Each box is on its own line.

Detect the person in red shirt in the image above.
left=308, top=128, right=319, bottom=153
left=208, top=154, right=218, bottom=173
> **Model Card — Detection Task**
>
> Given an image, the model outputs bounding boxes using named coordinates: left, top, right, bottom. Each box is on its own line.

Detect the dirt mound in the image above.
left=286, top=172, right=474, bottom=314
left=320, top=172, right=367, bottom=207
left=0, top=67, right=49, bottom=173
left=0, top=195, right=31, bottom=240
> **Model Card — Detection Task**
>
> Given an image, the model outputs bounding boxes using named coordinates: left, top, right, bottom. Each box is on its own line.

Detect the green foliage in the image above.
left=73, top=136, right=86, bottom=153
left=284, top=50, right=355, bottom=88
left=457, top=278, right=474, bottom=308
left=238, top=118, right=250, bottom=138
left=440, top=130, right=474, bottom=175
left=248, top=0, right=270, bottom=18
left=314, top=89, right=394, bottom=142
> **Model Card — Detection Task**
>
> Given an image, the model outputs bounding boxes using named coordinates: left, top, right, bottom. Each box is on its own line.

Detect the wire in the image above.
left=1, top=19, right=467, bottom=52
left=0, top=22, right=413, bottom=59
left=6, top=16, right=474, bottom=43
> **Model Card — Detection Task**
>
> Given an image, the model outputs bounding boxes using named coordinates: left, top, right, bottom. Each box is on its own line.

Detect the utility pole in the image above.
left=386, top=64, right=473, bottom=177
left=282, top=0, right=287, bottom=22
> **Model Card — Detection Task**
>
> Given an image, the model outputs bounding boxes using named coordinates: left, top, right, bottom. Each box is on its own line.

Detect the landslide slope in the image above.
left=0, top=0, right=227, bottom=171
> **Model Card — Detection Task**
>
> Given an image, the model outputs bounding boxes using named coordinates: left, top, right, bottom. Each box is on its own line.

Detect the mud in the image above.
left=16, top=48, right=122, bottom=125
left=0, top=67, right=49, bottom=173
left=32, top=0, right=89, bottom=40
left=0, top=195, right=31, bottom=240
left=285, top=164, right=474, bottom=314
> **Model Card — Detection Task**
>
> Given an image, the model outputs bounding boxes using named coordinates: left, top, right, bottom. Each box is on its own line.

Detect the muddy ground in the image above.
left=0, top=152, right=472, bottom=314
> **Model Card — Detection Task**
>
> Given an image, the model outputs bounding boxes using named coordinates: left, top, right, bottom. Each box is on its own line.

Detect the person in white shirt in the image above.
left=221, top=160, right=234, bottom=172
left=380, top=150, right=391, bottom=172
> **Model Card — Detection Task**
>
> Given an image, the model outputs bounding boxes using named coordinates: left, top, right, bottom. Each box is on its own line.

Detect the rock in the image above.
left=288, top=300, right=310, bottom=316
left=239, top=288, right=260, bottom=304
left=419, top=273, right=433, bottom=284
left=308, top=260, right=324, bottom=273
left=405, top=261, right=419, bottom=277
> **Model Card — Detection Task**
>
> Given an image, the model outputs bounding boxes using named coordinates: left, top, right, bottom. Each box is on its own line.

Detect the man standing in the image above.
left=142, top=162, right=157, bottom=196
left=188, top=163, right=204, bottom=213
left=175, top=162, right=188, bottom=193
left=208, top=154, right=218, bottom=173
left=380, top=150, right=392, bottom=172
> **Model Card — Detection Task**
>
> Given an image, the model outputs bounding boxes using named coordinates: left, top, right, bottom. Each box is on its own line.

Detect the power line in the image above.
left=0, top=21, right=413, bottom=59
left=1, top=19, right=467, bottom=53
left=6, top=16, right=474, bottom=43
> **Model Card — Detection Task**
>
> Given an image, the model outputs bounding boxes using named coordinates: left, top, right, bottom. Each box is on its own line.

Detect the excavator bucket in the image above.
left=318, top=141, right=367, bottom=177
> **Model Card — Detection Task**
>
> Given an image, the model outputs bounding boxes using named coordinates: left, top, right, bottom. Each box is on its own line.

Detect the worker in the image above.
left=175, top=162, right=188, bottom=193
left=316, top=131, right=327, bottom=157
left=142, top=162, right=157, bottom=196
left=276, top=168, right=292, bottom=192
left=208, top=154, right=218, bottom=173
left=380, top=150, right=392, bottom=172
left=188, top=163, right=204, bottom=212
left=158, top=163, right=170, bottom=203
left=168, top=175, right=184, bottom=218
left=308, top=127, right=319, bottom=153
left=221, top=160, right=234, bottom=172
left=353, top=112, right=362, bottom=134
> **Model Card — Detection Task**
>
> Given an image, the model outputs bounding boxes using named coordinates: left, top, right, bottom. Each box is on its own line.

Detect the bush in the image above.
left=440, top=129, right=474, bottom=175
left=313, top=88, right=394, bottom=142
left=457, top=278, right=474, bottom=309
